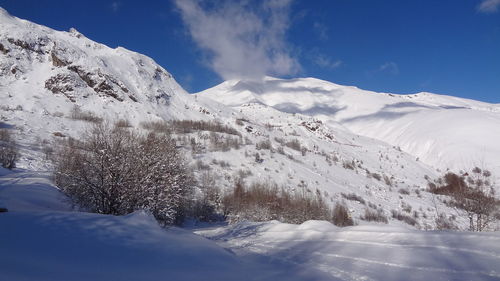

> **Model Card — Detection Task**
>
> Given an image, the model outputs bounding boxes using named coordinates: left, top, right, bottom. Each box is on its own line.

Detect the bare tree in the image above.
left=54, top=123, right=193, bottom=225
left=0, top=129, right=18, bottom=169
left=429, top=168, right=498, bottom=231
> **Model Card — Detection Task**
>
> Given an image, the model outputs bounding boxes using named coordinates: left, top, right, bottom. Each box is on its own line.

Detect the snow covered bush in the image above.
left=428, top=168, right=499, bottom=231
left=69, top=105, right=103, bottom=123
left=435, top=214, right=458, bottom=230
left=0, top=129, right=18, bottom=169
left=332, top=202, right=354, bottom=227
left=391, top=210, right=418, bottom=226
left=54, top=124, right=193, bottom=225
left=190, top=171, right=223, bottom=222
left=170, top=120, right=241, bottom=136
left=341, top=193, right=366, bottom=205
left=361, top=208, right=388, bottom=224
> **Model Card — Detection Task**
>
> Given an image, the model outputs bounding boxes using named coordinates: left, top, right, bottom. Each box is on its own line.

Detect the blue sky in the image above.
left=1, top=0, right=499, bottom=102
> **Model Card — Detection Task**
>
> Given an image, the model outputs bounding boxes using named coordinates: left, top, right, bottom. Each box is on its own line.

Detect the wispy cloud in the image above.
left=111, top=1, right=121, bottom=12
left=379, top=62, right=399, bottom=75
left=312, top=53, right=342, bottom=69
left=173, top=0, right=299, bottom=81
left=313, top=21, right=329, bottom=41
left=478, top=0, right=500, bottom=13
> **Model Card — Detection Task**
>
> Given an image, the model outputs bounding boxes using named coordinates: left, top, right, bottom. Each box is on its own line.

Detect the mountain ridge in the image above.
left=198, top=76, right=500, bottom=177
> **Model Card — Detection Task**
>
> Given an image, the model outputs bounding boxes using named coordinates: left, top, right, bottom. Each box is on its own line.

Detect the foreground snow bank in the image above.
left=198, top=221, right=500, bottom=281
left=0, top=210, right=255, bottom=281
left=3, top=169, right=500, bottom=281
left=0, top=169, right=329, bottom=281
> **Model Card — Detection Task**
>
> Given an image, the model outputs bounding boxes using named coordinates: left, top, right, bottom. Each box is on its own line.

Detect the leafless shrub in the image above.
left=285, top=139, right=302, bottom=151
left=256, top=139, right=272, bottom=150
left=69, top=106, right=103, bottom=123
left=435, top=214, right=458, bottom=230
left=341, top=193, right=366, bottom=205
left=274, top=137, right=285, bottom=146
left=41, top=142, right=54, bottom=160
left=223, top=181, right=333, bottom=224
left=332, top=202, right=354, bottom=227
left=213, top=159, right=230, bottom=168
left=208, top=132, right=242, bottom=151
left=52, top=111, right=65, bottom=118
left=342, top=160, right=355, bottom=170
left=401, top=202, right=412, bottom=213
left=237, top=169, right=253, bottom=179
left=115, top=118, right=132, bottom=128
left=195, top=160, right=211, bottom=171
left=54, top=124, right=193, bottom=225
left=190, top=171, right=223, bottom=222
left=0, top=129, right=18, bottom=169
left=383, top=175, right=393, bottom=186
left=235, top=119, right=245, bottom=126
left=53, top=132, right=66, bottom=137
left=361, top=208, right=388, bottom=223
left=276, top=146, right=285, bottom=154
left=371, top=173, right=382, bottom=181
left=140, top=120, right=172, bottom=134
left=398, top=188, right=410, bottom=195
left=367, top=201, right=378, bottom=210
left=264, top=123, right=276, bottom=131
left=429, top=169, right=498, bottom=231
left=391, top=210, right=418, bottom=226
left=170, top=120, right=241, bottom=136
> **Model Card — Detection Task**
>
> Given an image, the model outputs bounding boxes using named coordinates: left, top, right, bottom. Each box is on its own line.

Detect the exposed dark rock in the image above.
left=67, top=65, right=130, bottom=101
left=44, top=73, right=83, bottom=102
left=51, top=52, right=70, bottom=67
left=0, top=43, right=9, bottom=54
left=7, top=38, right=46, bottom=54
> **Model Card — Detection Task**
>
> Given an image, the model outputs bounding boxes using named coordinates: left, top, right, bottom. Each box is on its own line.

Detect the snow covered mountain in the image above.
left=1, top=7, right=498, bottom=231
left=198, top=76, right=500, bottom=178
left=0, top=6, right=228, bottom=126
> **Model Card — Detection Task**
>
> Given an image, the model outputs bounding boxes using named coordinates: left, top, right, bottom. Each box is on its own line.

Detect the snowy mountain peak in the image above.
left=199, top=76, right=500, bottom=178
left=0, top=8, right=232, bottom=128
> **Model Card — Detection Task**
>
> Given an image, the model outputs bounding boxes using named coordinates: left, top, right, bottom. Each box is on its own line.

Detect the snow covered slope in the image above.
left=0, top=6, right=228, bottom=132
left=4, top=167, right=499, bottom=281
left=0, top=6, right=232, bottom=169
left=0, top=8, right=494, bottom=230
left=199, top=77, right=500, bottom=176
left=0, top=168, right=329, bottom=281
left=198, top=220, right=500, bottom=281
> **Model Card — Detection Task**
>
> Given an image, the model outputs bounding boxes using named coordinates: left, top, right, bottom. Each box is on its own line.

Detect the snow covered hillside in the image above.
left=199, top=77, right=500, bottom=177
left=2, top=167, right=500, bottom=281
left=198, top=221, right=500, bottom=281
left=0, top=7, right=497, bottom=231
left=0, top=6, right=229, bottom=141
left=1, top=6, right=500, bottom=280
left=0, top=167, right=326, bottom=281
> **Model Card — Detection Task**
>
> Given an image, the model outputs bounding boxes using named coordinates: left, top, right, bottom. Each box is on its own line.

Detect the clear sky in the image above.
left=1, top=0, right=499, bottom=103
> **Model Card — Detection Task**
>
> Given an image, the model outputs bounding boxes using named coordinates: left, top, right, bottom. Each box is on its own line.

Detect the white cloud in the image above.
left=478, top=0, right=500, bottom=13
left=111, top=1, right=121, bottom=12
left=313, top=21, right=329, bottom=41
left=312, top=54, right=342, bottom=69
left=173, top=0, right=300, bottom=80
left=379, top=62, right=399, bottom=75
